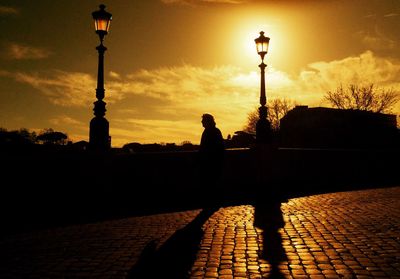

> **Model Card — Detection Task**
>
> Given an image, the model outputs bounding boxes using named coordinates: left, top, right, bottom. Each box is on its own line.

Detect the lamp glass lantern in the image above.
left=254, top=31, right=270, bottom=60
left=92, top=4, right=112, bottom=40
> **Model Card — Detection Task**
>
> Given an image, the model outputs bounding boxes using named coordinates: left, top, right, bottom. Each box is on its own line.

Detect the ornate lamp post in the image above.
left=254, top=31, right=272, bottom=143
left=89, top=4, right=112, bottom=151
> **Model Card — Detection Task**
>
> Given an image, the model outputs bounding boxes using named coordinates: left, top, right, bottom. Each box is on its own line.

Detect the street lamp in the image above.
left=89, top=4, right=112, bottom=151
left=254, top=31, right=271, bottom=143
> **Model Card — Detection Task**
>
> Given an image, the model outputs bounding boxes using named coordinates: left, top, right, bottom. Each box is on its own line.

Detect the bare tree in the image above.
left=244, top=98, right=296, bottom=133
left=324, top=84, right=399, bottom=113
left=268, top=98, right=295, bottom=130
left=244, top=110, right=258, bottom=134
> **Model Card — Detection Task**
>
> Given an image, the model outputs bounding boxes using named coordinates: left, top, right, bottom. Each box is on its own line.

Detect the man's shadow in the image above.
left=127, top=207, right=217, bottom=279
left=254, top=191, right=288, bottom=279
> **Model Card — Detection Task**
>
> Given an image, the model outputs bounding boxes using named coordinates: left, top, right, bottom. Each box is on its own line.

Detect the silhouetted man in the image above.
left=198, top=114, right=225, bottom=204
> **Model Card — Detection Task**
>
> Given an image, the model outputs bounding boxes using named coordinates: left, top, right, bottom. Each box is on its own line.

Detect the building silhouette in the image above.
left=280, top=106, right=398, bottom=149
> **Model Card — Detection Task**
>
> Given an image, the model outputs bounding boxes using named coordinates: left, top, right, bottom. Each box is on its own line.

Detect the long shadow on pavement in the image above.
left=254, top=192, right=288, bottom=279
left=126, top=206, right=218, bottom=279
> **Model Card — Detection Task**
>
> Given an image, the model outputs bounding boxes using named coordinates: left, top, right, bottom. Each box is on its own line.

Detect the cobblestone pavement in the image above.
left=0, top=186, right=399, bottom=278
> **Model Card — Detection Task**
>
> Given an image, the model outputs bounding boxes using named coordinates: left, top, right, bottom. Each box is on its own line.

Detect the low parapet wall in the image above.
left=0, top=147, right=398, bottom=235
left=2, top=146, right=398, bottom=197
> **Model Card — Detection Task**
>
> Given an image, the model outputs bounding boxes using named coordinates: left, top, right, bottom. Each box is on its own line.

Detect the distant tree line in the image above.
left=122, top=141, right=199, bottom=153
left=0, top=128, right=69, bottom=146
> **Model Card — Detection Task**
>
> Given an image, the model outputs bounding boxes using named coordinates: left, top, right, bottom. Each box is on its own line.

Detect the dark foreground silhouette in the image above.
left=0, top=145, right=398, bottom=239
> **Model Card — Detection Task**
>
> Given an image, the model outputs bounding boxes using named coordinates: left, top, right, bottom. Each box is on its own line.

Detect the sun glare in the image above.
left=230, top=15, right=289, bottom=71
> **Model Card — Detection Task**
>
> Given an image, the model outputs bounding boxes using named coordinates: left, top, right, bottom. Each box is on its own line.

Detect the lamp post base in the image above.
left=256, top=118, right=272, bottom=144
left=256, top=105, right=272, bottom=144
left=89, top=116, right=110, bottom=151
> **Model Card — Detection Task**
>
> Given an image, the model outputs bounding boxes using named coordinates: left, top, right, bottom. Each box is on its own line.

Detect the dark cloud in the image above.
left=0, top=5, right=19, bottom=15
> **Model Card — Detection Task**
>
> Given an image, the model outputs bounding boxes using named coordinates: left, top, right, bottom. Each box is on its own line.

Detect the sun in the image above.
left=228, top=16, right=289, bottom=71
left=242, top=27, right=281, bottom=67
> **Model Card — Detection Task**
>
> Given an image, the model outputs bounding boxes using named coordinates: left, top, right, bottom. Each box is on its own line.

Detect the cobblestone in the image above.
left=0, top=186, right=399, bottom=278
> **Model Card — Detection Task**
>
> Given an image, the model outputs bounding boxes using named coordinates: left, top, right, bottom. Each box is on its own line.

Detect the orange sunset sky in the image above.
left=1, top=0, right=399, bottom=147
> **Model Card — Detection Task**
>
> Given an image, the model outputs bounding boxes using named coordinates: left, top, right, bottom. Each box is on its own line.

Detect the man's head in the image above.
left=202, top=113, right=216, bottom=128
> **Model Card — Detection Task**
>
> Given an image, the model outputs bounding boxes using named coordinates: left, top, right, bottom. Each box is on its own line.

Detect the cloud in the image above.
left=0, top=6, right=19, bottom=15
left=13, top=71, right=99, bottom=106
left=4, top=43, right=52, bottom=60
left=111, top=119, right=199, bottom=146
left=109, top=71, right=121, bottom=79
left=49, top=115, right=84, bottom=126
left=6, top=51, right=400, bottom=145
left=109, top=65, right=264, bottom=142
left=46, top=116, right=88, bottom=144
left=8, top=64, right=272, bottom=143
left=298, top=51, right=400, bottom=111
left=161, top=0, right=248, bottom=5
left=161, top=0, right=335, bottom=5
left=384, top=13, right=399, bottom=18
left=357, top=14, right=399, bottom=51
left=301, top=51, right=400, bottom=87
left=14, top=52, right=400, bottom=108
left=355, top=30, right=396, bottom=51
left=203, top=0, right=246, bottom=2
left=0, top=69, right=13, bottom=78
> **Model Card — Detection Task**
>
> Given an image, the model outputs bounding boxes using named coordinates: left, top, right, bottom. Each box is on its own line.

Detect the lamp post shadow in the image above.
left=254, top=194, right=288, bottom=278
left=127, top=207, right=217, bottom=279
